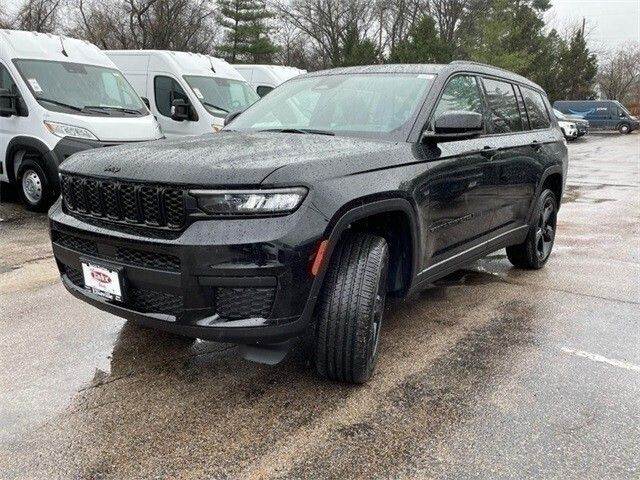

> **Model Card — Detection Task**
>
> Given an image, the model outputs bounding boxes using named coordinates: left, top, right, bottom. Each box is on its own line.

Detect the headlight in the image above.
left=190, top=188, right=308, bottom=215
left=44, top=121, right=98, bottom=140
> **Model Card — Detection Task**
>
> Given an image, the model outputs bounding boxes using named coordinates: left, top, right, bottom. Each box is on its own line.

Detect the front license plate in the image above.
left=81, top=262, right=123, bottom=301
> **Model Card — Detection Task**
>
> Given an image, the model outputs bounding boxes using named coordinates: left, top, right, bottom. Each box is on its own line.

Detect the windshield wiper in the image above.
left=203, top=102, right=229, bottom=113
left=260, top=128, right=335, bottom=136
left=83, top=105, right=140, bottom=115
left=37, top=98, right=84, bottom=112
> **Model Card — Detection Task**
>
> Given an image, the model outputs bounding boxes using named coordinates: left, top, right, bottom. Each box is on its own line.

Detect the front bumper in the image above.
left=49, top=200, right=328, bottom=344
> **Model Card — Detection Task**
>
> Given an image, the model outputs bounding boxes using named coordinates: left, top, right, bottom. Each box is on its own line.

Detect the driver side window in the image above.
left=154, top=76, right=189, bottom=117
left=431, top=75, right=483, bottom=129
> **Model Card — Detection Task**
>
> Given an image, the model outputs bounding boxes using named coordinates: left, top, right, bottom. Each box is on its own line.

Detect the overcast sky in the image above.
left=547, top=0, right=640, bottom=52
left=3, top=0, right=639, bottom=52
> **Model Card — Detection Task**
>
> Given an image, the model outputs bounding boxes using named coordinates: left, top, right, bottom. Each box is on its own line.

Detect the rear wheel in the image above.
left=17, top=159, right=55, bottom=211
left=506, top=189, right=558, bottom=269
left=619, top=123, right=631, bottom=134
left=314, top=233, right=389, bottom=384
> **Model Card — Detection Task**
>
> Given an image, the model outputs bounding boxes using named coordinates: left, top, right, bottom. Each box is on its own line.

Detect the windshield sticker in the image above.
left=417, top=74, right=435, bottom=80
left=193, top=87, right=204, bottom=100
left=28, top=78, right=43, bottom=93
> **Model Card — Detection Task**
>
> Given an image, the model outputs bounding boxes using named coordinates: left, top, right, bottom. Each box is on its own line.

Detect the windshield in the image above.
left=14, top=59, right=146, bottom=116
left=228, top=73, right=435, bottom=139
left=184, top=75, right=259, bottom=118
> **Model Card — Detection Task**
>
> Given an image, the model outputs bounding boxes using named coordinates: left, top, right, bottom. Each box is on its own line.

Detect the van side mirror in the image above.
left=0, top=89, right=18, bottom=117
left=224, top=110, right=243, bottom=126
left=141, top=96, right=150, bottom=109
left=422, top=111, right=484, bottom=142
left=171, top=98, right=191, bottom=121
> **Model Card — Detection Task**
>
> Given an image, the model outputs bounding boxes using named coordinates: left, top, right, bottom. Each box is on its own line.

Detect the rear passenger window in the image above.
left=521, top=88, right=551, bottom=129
left=431, top=75, right=483, bottom=127
left=482, top=78, right=523, bottom=133
left=154, top=76, right=189, bottom=117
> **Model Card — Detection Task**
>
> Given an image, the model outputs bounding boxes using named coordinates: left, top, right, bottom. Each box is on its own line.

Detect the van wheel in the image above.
left=506, top=189, right=557, bottom=269
left=17, top=159, right=54, bottom=211
left=619, top=123, right=630, bottom=134
left=314, top=233, right=389, bottom=384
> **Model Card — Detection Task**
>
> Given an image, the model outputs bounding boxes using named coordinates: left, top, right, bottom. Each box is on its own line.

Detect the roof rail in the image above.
left=449, top=59, right=531, bottom=79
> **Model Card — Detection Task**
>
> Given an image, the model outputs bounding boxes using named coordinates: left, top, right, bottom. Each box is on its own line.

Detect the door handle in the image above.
left=530, top=140, right=543, bottom=152
left=480, top=146, right=498, bottom=158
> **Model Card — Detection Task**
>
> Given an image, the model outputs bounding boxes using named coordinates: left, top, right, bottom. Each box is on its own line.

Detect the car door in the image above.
left=0, top=62, right=29, bottom=183
left=417, top=74, right=498, bottom=263
left=151, top=75, right=197, bottom=138
left=479, top=77, right=538, bottom=230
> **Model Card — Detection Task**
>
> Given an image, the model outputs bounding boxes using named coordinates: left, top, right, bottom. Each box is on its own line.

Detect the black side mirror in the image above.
left=224, top=110, right=243, bottom=126
left=0, top=89, right=18, bottom=117
left=171, top=98, right=191, bottom=121
left=140, top=96, right=150, bottom=109
left=422, top=111, right=484, bottom=142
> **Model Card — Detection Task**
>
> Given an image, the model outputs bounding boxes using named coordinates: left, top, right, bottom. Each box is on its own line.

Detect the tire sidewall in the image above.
left=527, top=189, right=557, bottom=268
left=17, top=159, right=52, bottom=211
left=619, top=123, right=630, bottom=134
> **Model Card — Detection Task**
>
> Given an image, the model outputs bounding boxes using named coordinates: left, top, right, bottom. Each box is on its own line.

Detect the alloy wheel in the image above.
left=535, top=198, right=556, bottom=261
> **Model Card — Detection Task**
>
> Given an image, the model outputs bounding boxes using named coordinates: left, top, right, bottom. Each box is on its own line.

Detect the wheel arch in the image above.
left=5, top=136, right=56, bottom=184
left=320, top=197, right=420, bottom=297
left=527, top=166, right=564, bottom=224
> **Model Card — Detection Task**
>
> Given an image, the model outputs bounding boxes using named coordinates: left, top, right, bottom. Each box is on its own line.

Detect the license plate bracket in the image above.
left=80, top=258, right=125, bottom=302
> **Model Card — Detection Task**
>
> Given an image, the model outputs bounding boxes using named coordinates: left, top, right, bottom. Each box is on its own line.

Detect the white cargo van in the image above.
left=106, top=50, right=259, bottom=138
left=233, top=65, right=306, bottom=97
left=0, top=30, right=163, bottom=210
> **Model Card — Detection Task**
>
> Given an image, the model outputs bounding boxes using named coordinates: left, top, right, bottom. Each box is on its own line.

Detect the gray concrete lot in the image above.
left=0, top=133, right=639, bottom=479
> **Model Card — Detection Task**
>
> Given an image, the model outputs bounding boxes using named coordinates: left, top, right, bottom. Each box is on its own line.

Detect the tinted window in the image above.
left=432, top=75, right=483, bottom=125
left=257, top=85, right=274, bottom=97
left=482, top=78, right=523, bottom=133
left=154, top=76, right=189, bottom=117
left=522, top=88, right=551, bottom=129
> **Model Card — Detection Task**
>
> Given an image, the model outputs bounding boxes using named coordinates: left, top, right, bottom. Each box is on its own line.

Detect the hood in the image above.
left=60, top=131, right=403, bottom=186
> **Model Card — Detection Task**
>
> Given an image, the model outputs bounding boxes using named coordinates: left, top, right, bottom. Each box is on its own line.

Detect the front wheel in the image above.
left=17, top=159, right=55, bottom=212
left=506, top=189, right=558, bottom=269
left=314, top=233, right=389, bottom=384
left=619, top=123, right=631, bottom=134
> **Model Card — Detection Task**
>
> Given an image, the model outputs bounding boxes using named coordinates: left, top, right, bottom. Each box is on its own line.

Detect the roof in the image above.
left=106, top=50, right=244, bottom=81
left=233, top=64, right=306, bottom=83
left=0, top=29, right=113, bottom=68
left=301, top=61, right=544, bottom=92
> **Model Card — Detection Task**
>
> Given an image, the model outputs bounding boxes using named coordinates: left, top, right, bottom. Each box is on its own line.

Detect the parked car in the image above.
left=49, top=61, right=567, bottom=383
left=233, top=64, right=306, bottom=97
left=0, top=30, right=163, bottom=210
left=554, top=99, right=639, bottom=134
left=553, top=109, right=578, bottom=140
left=554, top=108, right=588, bottom=137
left=106, top=51, right=259, bottom=137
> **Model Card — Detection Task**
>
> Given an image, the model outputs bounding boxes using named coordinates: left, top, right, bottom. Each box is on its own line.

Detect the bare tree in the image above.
left=15, top=0, right=63, bottom=33
left=274, top=0, right=376, bottom=68
left=430, top=0, right=469, bottom=44
left=70, top=0, right=219, bottom=52
left=597, top=45, right=640, bottom=102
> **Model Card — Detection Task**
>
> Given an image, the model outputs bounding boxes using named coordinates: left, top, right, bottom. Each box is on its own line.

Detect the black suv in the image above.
left=49, top=62, right=567, bottom=383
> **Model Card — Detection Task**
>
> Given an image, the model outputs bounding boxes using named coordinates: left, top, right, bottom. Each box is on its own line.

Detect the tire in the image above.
left=17, top=159, right=55, bottom=212
left=618, top=123, right=631, bottom=134
left=506, top=189, right=558, bottom=269
left=314, top=232, right=389, bottom=384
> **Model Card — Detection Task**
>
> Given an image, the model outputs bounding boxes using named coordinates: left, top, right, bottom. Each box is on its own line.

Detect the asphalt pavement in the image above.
left=0, top=132, right=638, bottom=479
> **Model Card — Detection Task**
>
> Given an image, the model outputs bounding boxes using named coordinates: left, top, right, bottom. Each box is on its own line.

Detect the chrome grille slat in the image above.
left=60, top=174, right=186, bottom=230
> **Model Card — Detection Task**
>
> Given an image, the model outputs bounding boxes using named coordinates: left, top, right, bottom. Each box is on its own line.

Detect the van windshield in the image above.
left=227, top=73, right=435, bottom=140
left=14, top=59, right=146, bottom=116
left=184, top=76, right=259, bottom=118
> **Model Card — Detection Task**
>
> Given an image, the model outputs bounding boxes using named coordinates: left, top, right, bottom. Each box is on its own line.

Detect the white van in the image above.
left=0, top=30, right=163, bottom=210
left=106, top=50, right=260, bottom=138
left=233, top=65, right=306, bottom=97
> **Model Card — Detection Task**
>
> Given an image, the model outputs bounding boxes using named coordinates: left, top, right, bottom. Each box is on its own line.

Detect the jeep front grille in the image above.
left=60, top=174, right=186, bottom=229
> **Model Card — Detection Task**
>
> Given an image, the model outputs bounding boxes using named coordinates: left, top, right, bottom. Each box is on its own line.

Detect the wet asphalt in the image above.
left=0, top=133, right=639, bottom=479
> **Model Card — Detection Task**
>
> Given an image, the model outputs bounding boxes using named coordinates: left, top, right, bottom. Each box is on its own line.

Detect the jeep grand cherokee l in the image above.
left=49, top=62, right=567, bottom=383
